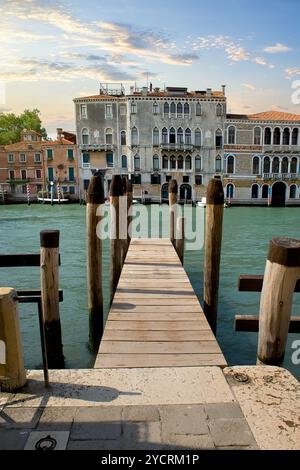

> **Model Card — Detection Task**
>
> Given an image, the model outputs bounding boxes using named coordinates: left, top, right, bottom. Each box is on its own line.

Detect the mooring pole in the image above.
left=257, top=237, right=300, bottom=365
left=121, top=177, right=128, bottom=265
left=203, top=177, right=224, bottom=334
left=175, top=217, right=185, bottom=265
left=127, top=179, right=133, bottom=253
left=168, top=179, right=178, bottom=246
left=40, top=230, right=64, bottom=368
left=86, top=173, right=105, bottom=351
left=110, top=175, right=124, bottom=304
left=0, top=288, right=26, bottom=391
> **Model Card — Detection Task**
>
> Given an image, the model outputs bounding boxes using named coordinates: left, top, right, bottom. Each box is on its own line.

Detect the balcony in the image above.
left=263, top=145, right=300, bottom=153
left=79, top=144, right=115, bottom=151
left=263, top=173, right=299, bottom=180
left=160, top=143, right=194, bottom=152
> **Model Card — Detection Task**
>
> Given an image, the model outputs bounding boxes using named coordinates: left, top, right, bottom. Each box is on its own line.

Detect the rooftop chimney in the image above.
left=57, top=128, right=63, bottom=140
left=222, top=85, right=226, bottom=96
left=206, top=88, right=212, bottom=97
left=142, top=86, right=148, bottom=96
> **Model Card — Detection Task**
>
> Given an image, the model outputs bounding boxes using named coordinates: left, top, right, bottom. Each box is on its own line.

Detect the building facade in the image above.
left=74, top=84, right=300, bottom=206
left=0, top=129, right=79, bottom=202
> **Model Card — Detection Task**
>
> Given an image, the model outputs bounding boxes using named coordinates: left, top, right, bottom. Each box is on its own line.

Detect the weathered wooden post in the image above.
left=127, top=179, right=133, bottom=252
left=203, top=177, right=224, bottom=334
left=40, top=230, right=64, bottom=368
left=175, top=217, right=185, bottom=265
left=86, top=173, right=105, bottom=351
left=168, top=179, right=178, bottom=246
left=110, top=175, right=124, bottom=304
left=0, top=288, right=26, bottom=391
left=257, top=237, right=300, bottom=365
left=121, top=177, right=128, bottom=265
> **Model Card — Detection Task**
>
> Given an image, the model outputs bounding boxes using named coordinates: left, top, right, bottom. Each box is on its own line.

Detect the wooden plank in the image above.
left=235, top=314, right=300, bottom=333
left=102, top=330, right=216, bottom=341
left=110, top=305, right=203, bottom=313
left=107, top=313, right=207, bottom=321
left=100, top=341, right=221, bottom=354
left=112, top=298, right=200, bottom=305
left=0, top=253, right=61, bottom=267
left=239, top=274, right=300, bottom=293
left=105, top=320, right=210, bottom=330
left=116, top=287, right=194, bottom=293
left=94, top=353, right=227, bottom=368
left=17, top=289, right=64, bottom=302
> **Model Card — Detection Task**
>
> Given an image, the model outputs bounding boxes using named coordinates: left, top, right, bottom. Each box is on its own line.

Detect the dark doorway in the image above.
left=180, top=184, right=192, bottom=201
left=272, top=182, right=286, bottom=207
left=161, top=183, right=169, bottom=201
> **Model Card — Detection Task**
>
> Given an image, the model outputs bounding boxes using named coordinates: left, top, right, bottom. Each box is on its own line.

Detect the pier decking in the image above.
left=95, top=238, right=227, bottom=368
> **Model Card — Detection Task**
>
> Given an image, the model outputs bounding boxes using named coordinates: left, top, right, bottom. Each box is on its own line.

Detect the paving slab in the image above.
left=224, top=366, right=300, bottom=450
left=208, top=418, right=256, bottom=447
left=122, top=405, right=160, bottom=422
left=160, top=405, right=209, bottom=436
left=0, top=407, right=42, bottom=429
left=71, top=407, right=122, bottom=440
left=38, top=407, right=77, bottom=431
left=0, top=429, right=29, bottom=450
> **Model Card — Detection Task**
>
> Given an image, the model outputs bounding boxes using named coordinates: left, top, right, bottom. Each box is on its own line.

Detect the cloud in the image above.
left=285, top=67, right=300, bottom=79
left=254, top=57, right=275, bottom=68
left=242, top=83, right=256, bottom=90
left=264, top=43, right=292, bottom=54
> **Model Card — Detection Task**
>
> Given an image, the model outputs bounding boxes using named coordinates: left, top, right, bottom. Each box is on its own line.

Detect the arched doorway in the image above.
left=272, top=182, right=286, bottom=207
left=161, top=183, right=169, bottom=201
left=180, top=184, right=192, bottom=202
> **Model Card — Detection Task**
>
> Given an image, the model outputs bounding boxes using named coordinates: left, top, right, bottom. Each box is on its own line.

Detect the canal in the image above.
left=0, top=204, right=299, bottom=379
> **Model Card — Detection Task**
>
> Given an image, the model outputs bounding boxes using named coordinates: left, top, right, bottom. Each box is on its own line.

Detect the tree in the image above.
left=0, top=109, right=47, bottom=144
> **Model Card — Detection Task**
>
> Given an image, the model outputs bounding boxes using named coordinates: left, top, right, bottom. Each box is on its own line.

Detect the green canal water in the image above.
left=0, top=204, right=299, bottom=380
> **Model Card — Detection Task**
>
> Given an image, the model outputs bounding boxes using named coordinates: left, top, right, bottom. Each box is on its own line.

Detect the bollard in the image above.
left=0, top=288, right=26, bottom=391
left=175, top=217, right=185, bottom=265
left=168, top=179, right=178, bottom=246
left=110, top=175, right=124, bottom=304
left=86, top=174, right=105, bottom=351
left=257, top=237, right=300, bottom=365
left=40, top=230, right=64, bottom=368
left=203, top=177, right=224, bottom=334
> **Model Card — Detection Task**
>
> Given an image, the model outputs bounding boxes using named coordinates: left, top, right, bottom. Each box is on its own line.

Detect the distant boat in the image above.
left=38, top=197, right=69, bottom=204
left=197, top=197, right=206, bottom=208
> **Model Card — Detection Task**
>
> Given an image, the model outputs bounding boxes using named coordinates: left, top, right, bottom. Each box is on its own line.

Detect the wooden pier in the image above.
left=95, top=238, right=227, bottom=368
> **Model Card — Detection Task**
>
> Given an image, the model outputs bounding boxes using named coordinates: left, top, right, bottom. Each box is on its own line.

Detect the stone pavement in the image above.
left=0, top=366, right=299, bottom=450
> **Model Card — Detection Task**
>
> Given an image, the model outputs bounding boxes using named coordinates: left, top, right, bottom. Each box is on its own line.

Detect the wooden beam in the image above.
left=16, top=289, right=64, bottom=302
left=239, top=274, right=300, bottom=292
left=0, top=253, right=61, bottom=267
left=235, top=314, right=300, bottom=333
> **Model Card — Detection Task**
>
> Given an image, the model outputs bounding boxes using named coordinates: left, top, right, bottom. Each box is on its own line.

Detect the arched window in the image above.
left=215, top=155, right=222, bottom=172
left=169, top=127, right=176, bottom=144
left=162, top=127, right=168, bottom=144
left=131, top=101, right=137, bottom=114
left=264, top=127, right=271, bottom=145
left=177, top=127, right=184, bottom=144
left=216, top=129, right=223, bottom=148
left=290, top=184, right=297, bottom=199
left=263, top=156, right=271, bottom=173
left=121, top=155, right=127, bottom=169
left=153, top=102, right=159, bottom=114
left=195, top=155, right=202, bottom=171
left=163, top=155, right=168, bottom=169
left=164, top=102, right=169, bottom=114
left=253, top=156, right=260, bottom=175
left=196, top=102, right=202, bottom=116
left=226, top=184, right=234, bottom=198
left=281, top=157, right=289, bottom=174
left=227, top=156, right=234, bottom=174
left=177, top=155, right=183, bottom=170
left=153, top=155, right=159, bottom=171
left=251, top=184, right=259, bottom=199
left=283, top=128, right=290, bottom=145
left=170, top=102, right=176, bottom=114
left=134, top=154, right=140, bottom=171
left=272, top=156, right=280, bottom=173
left=131, top=126, right=138, bottom=146
left=228, top=126, right=235, bottom=145
left=177, top=103, right=183, bottom=115
left=185, top=128, right=192, bottom=145
left=195, top=129, right=202, bottom=147
left=184, top=103, right=189, bottom=115
left=121, top=130, right=126, bottom=146
left=170, top=155, right=176, bottom=169
left=254, top=127, right=262, bottom=145
left=292, top=128, right=299, bottom=146
left=153, top=127, right=159, bottom=146
left=105, top=128, right=112, bottom=144
left=216, top=104, right=223, bottom=116
left=273, top=127, right=281, bottom=145
left=262, top=184, right=269, bottom=198
left=291, top=157, right=298, bottom=173
left=82, top=128, right=89, bottom=145
left=185, top=155, right=191, bottom=170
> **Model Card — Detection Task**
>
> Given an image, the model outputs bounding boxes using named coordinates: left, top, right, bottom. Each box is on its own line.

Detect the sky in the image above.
left=1, top=0, right=300, bottom=136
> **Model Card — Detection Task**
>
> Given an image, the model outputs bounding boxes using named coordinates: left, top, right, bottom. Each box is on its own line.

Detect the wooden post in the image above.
left=0, top=288, right=26, bottom=391
left=203, top=177, right=224, bottom=334
left=127, top=179, right=133, bottom=252
left=168, top=179, right=178, bottom=246
left=175, top=217, right=185, bottom=265
left=257, top=237, right=300, bottom=365
left=86, top=174, right=105, bottom=351
left=110, top=175, right=123, bottom=304
left=40, top=230, right=64, bottom=368
left=121, top=177, right=128, bottom=265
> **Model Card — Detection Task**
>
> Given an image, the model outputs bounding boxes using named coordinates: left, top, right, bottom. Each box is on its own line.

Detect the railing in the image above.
left=263, top=173, right=298, bottom=180
left=79, top=144, right=115, bottom=151
left=160, top=143, right=194, bottom=152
